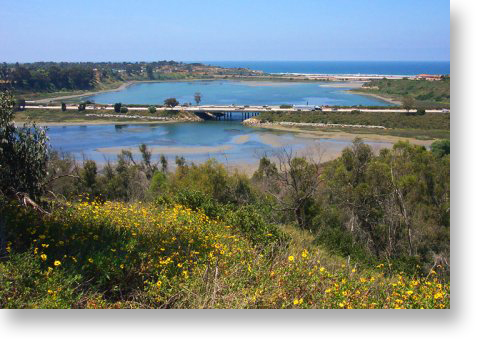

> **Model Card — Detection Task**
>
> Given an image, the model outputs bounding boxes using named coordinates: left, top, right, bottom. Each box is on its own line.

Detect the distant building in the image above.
left=416, top=74, right=443, bottom=81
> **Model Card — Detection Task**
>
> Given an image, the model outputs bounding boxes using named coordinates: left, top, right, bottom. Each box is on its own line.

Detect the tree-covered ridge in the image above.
left=358, top=78, right=450, bottom=107
left=0, top=61, right=261, bottom=92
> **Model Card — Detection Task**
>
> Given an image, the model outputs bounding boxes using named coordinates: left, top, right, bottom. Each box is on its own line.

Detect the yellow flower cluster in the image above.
left=3, top=199, right=449, bottom=309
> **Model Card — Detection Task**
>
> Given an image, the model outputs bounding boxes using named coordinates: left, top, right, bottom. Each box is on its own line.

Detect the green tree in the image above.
left=260, top=151, right=321, bottom=229
left=164, top=98, right=179, bottom=107
left=146, top=65, right=154, bottom=80
left=0, top=91, right=49, bottom=201
left=194, top=92, right=202, bottom=106
left=15, top=98, right=26, bottom=111
left=61, top=102, right=67, bottom=112
left=148, top=106, right=156, bottom=114
left=79, top=160, right=98, bottom=198
left=430, top=139, right=450, bottom=157
left=114, top=103, right=122, bottom=113
left=120, top=106, right=128, bottom=113
left=160, top=155, right=168, bottom=173
left=402, top=95, right=415, bottom=112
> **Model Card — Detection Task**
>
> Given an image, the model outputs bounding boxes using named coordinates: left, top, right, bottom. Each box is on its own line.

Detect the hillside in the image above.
left=0, top=200, right=449, bottom=309
left=354, top=78, right=450, bottom=108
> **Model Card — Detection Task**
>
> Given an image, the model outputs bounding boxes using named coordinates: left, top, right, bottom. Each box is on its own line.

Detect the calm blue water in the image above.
left=199, top=61, right=450, bottom=75
left=52, top=61, right=441, bottom=164
left=47, top=121, right=391, bottom=165
left=83, top=80, right=390, bottom=106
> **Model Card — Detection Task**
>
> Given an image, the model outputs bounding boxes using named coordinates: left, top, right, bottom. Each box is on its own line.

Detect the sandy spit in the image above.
left=232, top=135, right=251, bottom=144
left=253, top=124, right=433, bottom=147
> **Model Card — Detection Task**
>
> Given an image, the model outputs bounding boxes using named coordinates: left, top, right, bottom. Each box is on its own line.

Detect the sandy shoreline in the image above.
left=253, top=124, right=433, bottom=147
left=319, top=81, right=365, bottom=88
left=346, top=90, right=401, bottom=105
left=232, top=135, right=251, bottom=144
left=33, top=82, right=137, bottom=103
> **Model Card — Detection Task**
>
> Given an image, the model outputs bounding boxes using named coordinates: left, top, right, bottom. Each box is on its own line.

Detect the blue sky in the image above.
left=0, top=0, right=450, bottom=62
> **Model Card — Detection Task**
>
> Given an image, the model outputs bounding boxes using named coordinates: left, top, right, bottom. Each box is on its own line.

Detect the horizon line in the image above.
left=2, top=59, right=451, bottom=64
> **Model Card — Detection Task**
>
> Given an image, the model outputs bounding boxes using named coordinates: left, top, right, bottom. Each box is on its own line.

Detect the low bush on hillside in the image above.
left=1, top=200, right=449, bottom=309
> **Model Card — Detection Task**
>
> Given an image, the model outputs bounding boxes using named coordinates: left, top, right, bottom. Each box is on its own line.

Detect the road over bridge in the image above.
left=24, top=104, right=450, bottom=115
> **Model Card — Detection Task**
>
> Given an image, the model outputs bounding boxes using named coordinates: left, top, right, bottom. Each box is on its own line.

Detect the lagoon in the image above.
left=82, top=80, right=391, bottom=106
left=47, top=121, right=393, bottom=172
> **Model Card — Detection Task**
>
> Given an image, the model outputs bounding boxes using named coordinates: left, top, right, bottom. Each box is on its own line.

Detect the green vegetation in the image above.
left=257, top=111, right=449, bottom=130
left=356, top=78, right=450, bottom=108
left=0, top=91, right=49, bottom=201
left=164, top=98, right=179, bottom=107
left=430, top=139, right=450, bottom=157
left=13, top=108, right=196, bottom=124
left=0, top=92, right=450, bottom=308
left=0, top=61, right=261, bottom=97
left=254, top=110, right=450, bottom=139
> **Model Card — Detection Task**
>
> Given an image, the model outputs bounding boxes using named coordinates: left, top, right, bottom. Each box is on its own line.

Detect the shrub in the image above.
left=0, top=253, right=83, bottom=308
left=172, top=189, right=226, bottom=219
left=14, top=98, right=26, bottom=111
left=226, top=205, right=289, bottom=249
left=0, top=91, right=49, bottom=200
left=164, top=98, right=179, bottom=107
left=430, top=139, right=450, bottom=157
left=114, top=103, right=122, bottom=113
left=120, top=106, right=128, bottom=113
left=1, top=200, right=450, bottom=309
left=148, top=106, right=157, bottom=114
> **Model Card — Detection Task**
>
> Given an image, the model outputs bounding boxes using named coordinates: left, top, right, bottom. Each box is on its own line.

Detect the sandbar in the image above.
left=232, top=135, right=250, bottom=144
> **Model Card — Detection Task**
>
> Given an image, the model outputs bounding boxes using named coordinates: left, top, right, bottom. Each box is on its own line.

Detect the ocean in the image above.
left=197, top=61, right=450, bottom=75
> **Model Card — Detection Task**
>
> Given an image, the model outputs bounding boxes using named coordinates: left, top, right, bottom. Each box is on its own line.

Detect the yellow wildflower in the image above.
left=54, top=260, right=61, bottom=267
left=88, top=258, right=94, bottom=263
left=288, top=255, right=294, bottom=262
left=41, top=254, right=47, bottom=261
